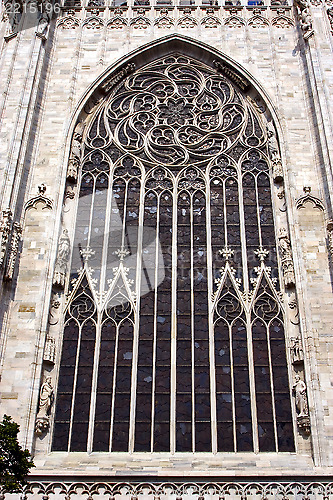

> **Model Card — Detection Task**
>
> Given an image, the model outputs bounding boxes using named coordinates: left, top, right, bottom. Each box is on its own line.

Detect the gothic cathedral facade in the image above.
left=0, top=0, right=333, bottom=496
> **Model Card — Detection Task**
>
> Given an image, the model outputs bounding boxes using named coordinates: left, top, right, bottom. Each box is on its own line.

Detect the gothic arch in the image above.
left=43, top=37, right=309, bottom=455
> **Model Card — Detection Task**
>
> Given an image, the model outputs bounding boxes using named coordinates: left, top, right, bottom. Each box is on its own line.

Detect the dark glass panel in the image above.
left=154, top=393, right=170, bottom=421
left=112, top=421, right=129, bottom=451
left=236, top=422, right=253, bottom=451
left=258, top=422, right=275, bottom=452
left=215, top=366, right=232, bottom=392
left=195, top=393, right=211, bottom=421
left=177, top=393, right=192, bottom=421
left=154, top=422, right=170, bottom=451
left=52, top=423, right=70, bottom=451
left=176, top=422, right=192, bottom=452
left=70, top=422, right=89, bottom=451
left=217, top=422, right=234, bottom=452
left=57, top=365, right=76, bottom=393
left=135, top=422, right=151, bottom=451
left=196, top=421, right=211, bottom=452
left=95, top=393, right=112, bottom=421
left=54, top=394, right=72, bottom=421
left=113, top=393, right=131, bottom=420
left=277, top=422, right=295, bottom=452
left=93, top=422, right=110, bottom=452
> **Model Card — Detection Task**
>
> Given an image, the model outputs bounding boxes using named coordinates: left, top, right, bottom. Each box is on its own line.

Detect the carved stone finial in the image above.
left=53, top=229, right=71, bottom=288
left=278, top=227, right=295, bottom=288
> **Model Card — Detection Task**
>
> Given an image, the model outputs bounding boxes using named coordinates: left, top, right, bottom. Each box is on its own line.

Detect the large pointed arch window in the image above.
left=52, top=54, right=295, bottom=453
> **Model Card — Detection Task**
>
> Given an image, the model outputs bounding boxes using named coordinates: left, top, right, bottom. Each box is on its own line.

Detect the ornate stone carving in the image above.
left=213, top=60, right=250, bottom=91
left=266, top=122, right=283, bottom=182
left=293, top=375, right=311, bottom=434
left=0, top=209, right=12, bottom=269
left=154, top=14, right=174, bottom=29
left=326, top=219, right=333, bottom=260
left=295, top=0, right=314, bottom=37
left=25, top=184, right=53, bottom=211
left=107, top=16, right=127, bottom=29
left=57, top=14, right=80, bottom=30
left=130, top=15, right=150, bottom=29
left=271, top=14, right=294, bottom=28
left=296, top=186, right=325, bottom=210
left=83, top=16, right=104, bottom=29
left=44, top=335, right=56, bottom=365
left=201, top=15, right=221, bottom=28
left=177, top=15, right=198, bottom=28
left=22, top=480, right=333, bottom=498
left=248, top=15, right=269, bottom=28
left=328, top=7, right=333, bottom=32
left=67, top=125, right=84, bottom=182
left=278, top=227, right=295, bottom=288
left=101, top=63, right=135, bottom=94
left=35, top=376, right=54, bottom=435
left=290, top=336, right=304, bottom=364
left=53, top=229, right=71, bottom=288
left=224, top=15, right=246, bottom=29
left=3, top=222, right=22, bottom=281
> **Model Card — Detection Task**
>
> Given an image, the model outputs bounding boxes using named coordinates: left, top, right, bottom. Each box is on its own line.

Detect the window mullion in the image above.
left=170, top=179, right=177, bottom=454
left=190, top=194, right=195, bottom=453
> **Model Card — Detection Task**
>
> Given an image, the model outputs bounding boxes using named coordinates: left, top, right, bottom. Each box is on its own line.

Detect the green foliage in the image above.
left=0, top=415, right=35, bottom=493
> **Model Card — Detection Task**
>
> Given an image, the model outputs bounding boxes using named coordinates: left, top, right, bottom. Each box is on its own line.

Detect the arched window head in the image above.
left=52, top=53, right=295, bottom=454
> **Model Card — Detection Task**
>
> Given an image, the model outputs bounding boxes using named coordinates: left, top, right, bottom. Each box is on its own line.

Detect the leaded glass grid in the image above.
left=52, top=54, right=294, bottom=454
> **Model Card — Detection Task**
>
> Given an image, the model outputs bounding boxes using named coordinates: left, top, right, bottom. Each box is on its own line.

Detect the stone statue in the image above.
left=38, top=377, right=54, bottom=417
left=35, top=376, right=54, bottom=436
left=67, top=131, right=82, bottom=182
left=44, top=335, right=56, bottom=365
left=53, top=229, right=71, bottom=288
left=278, top=227, right=295, bottom=287
left=266, top=122, right=283, bottom=182
left=291, top=336, right=304, bottom=364
left=293, top=375, right=308, bottom=417
left=300, top=7, right=312, bottom=31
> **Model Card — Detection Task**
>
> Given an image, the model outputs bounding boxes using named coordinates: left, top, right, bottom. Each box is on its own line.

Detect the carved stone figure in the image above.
left=53, top=229, right=71, bottom=288
left=3, top=222, right=22, bottom=281
left=300, top=6, right=312, bottom=31
left=293, top=375, right=308, bottom=417
left=266, top=123, right=283, bottom=182
left=67, top=131, right=82, bottom=182
left=35, top=376, right=54, bottom=435
left=278, top=227, right=295, bottom=288
left=295, top=0, right=313, bottom=34
left=0, top=209, right=12, bottom=269
left=44, top=335, right=56, bottom=365
left=291, top=337, right=304, bottom=364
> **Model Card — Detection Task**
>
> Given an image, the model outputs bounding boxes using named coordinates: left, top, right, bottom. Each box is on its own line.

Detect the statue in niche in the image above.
left=293, top=375, right=308, bottom=417
left=266, top=122, right=283, bottom=182
left=67, top=125, right=83, bottom=182
left=35, top=376, right=54, bottom=435
left=291, top=336, right=304, bottom=365
left=53, top=229, right=71, bottom=288
left=278, top=227, right=295, bottom=288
